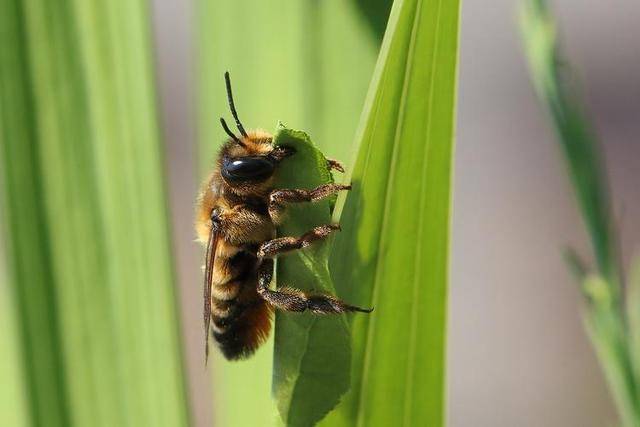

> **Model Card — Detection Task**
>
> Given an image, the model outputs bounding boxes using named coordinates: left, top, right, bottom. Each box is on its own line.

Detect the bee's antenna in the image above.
left=220, top=118, right=246, bottom=147
left=224, top=71, right=248, bottom=138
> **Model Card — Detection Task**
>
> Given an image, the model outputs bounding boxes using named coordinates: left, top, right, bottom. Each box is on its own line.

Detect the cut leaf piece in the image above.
left=272, top=125, right=353, bottom=426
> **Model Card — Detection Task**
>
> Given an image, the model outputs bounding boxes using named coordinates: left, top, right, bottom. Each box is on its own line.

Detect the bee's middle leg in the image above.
left=268, top=183, right=350, bottom=221
left=326, top=158, right=345, bottom=173
left=257, top=224, right=339, bottom=258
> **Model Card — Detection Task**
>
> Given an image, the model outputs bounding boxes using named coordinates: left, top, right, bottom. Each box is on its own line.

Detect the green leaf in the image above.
left=0, top=1, right=189, bottom=426
left=271, top=126, right=352, bottom=426
left=323, top=0, right=461, bottom=424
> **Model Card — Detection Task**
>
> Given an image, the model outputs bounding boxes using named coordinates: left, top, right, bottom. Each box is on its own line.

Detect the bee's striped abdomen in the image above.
left=210, top=241, right=272, bottom=360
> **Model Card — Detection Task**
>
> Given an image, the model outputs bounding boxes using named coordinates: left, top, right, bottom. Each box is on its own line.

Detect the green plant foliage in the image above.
left=323, top=0, right=460, bottom=424
left=271, top=126, right=353, bottom=426
left=0, top=1, right=189, bottom=426
left=521, top=1, right=640, bottom=425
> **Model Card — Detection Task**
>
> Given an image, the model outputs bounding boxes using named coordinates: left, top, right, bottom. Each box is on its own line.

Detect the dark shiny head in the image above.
left=221, top=156, right=276, bottom=182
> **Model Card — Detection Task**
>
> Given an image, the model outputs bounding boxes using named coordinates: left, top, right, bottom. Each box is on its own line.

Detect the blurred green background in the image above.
left=2, top=0, right=640, bottom=426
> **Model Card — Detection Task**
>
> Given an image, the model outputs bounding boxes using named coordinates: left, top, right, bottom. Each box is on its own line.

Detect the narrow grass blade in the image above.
left=626, top=258, right=640, bottom=404
left=582, top=275, right=639, bottom=427
left=520, top=0, right=617, bottom=283
left=0, top=1, right=189, bottom=426
left=520, top=1, right=639, bottom=425
left=324, top=0, right=461, bottom=424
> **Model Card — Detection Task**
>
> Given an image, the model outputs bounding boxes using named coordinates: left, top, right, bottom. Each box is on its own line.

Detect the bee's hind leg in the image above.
left=256, top=259, right=372, bottom=314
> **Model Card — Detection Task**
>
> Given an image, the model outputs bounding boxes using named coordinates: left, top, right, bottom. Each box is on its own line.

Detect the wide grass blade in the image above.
left=0, top=2, right=71, bottom=425
left=0, top=1, right=189, bottom=426
left=324, top=0, right=461, bottom=425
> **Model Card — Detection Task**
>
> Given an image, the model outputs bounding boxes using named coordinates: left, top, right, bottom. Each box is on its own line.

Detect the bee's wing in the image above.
left=204, top=224, right=219, bottom=364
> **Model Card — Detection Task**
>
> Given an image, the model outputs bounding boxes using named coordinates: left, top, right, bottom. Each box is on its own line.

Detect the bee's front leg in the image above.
left=268, top=183, right=350, bottom=222
left=326, top=158, right=345, bottom=173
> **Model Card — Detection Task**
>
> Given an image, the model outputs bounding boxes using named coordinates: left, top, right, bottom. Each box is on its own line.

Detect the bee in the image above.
left=196, top=72, right=371, bottom=361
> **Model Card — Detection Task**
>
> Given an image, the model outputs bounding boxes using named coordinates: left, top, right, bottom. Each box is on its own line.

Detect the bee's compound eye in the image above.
left=222, top=156, right=275, bottom=182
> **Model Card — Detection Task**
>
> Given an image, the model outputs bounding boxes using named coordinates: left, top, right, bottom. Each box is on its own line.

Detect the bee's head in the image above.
left=218, top=72, right=293, bottom=185
left=219, top=135, right=293, bottom=184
